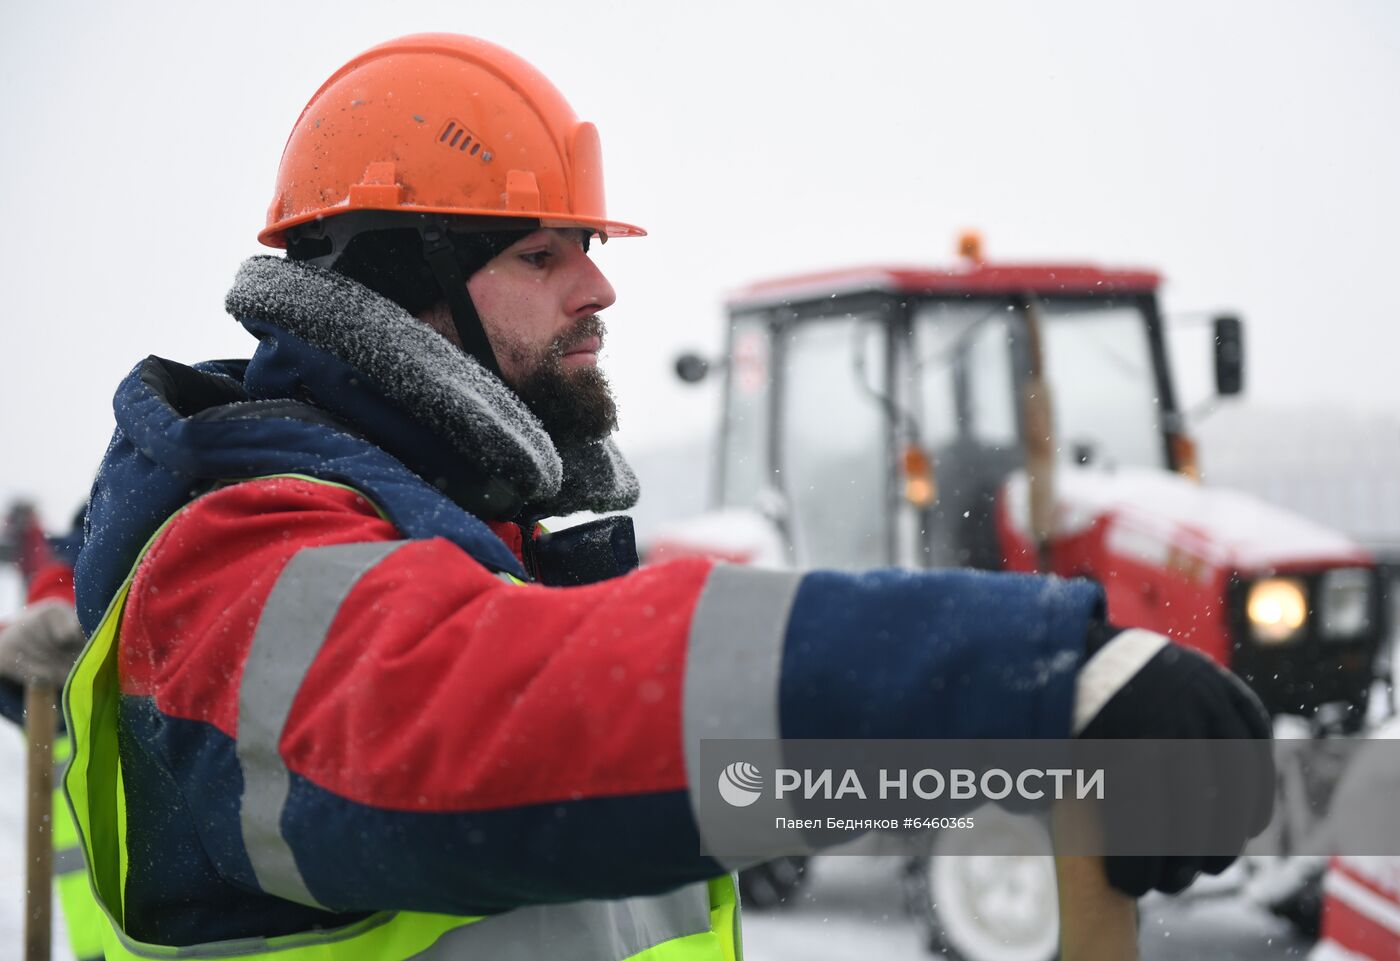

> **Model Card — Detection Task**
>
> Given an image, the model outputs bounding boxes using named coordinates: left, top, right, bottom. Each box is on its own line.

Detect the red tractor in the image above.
left=652, top=236, right=1386, bottom=959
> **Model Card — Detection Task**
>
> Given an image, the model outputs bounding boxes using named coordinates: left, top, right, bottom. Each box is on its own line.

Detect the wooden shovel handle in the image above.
left=1053, top=800, right=1139, bottom=961
left=24, top=681, right=57, bottom=961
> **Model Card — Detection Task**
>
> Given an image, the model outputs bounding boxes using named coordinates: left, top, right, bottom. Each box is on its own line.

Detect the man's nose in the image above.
left=567, top=249, right=617, bottom=317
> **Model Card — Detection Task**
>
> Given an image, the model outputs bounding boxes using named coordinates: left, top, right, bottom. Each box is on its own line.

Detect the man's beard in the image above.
left=502, top=315, right=618, bottom=445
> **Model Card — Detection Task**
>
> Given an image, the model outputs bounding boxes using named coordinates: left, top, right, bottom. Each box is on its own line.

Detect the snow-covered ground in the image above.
left=740, top=856, right=1309, bottom=960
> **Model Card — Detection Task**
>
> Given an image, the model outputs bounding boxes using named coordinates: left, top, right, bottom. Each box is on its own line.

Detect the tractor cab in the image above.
left=700, top=238, right=1235, bottom=572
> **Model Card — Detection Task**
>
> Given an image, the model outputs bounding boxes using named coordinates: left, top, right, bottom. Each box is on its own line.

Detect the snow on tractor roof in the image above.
left=727, top=262, right=1162, bottom=310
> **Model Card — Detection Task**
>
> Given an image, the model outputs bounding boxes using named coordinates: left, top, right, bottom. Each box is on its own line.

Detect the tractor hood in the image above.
left=1002, top=465, right=1371, bottom=574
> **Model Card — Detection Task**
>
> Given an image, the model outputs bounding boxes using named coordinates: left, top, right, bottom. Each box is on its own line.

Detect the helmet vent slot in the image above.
left=437, top=119, right=493, bottom=163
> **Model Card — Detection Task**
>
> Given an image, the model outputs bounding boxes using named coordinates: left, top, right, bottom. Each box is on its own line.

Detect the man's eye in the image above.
left=519, top=250, right=551, bottom=268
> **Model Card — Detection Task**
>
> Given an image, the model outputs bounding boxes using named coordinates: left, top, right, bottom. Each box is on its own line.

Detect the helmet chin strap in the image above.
left=421, top=224, right=505, bottom=382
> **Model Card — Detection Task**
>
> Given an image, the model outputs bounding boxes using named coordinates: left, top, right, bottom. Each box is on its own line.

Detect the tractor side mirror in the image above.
left=1213, top=315, right=1244, bottom=396
left=674, top=352, right=711, bottom=384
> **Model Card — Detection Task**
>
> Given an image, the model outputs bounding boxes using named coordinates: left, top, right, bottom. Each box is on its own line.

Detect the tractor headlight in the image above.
left=1246, top=577, right=1308, bottom=644
left=1319, top=567, right=1371, bottom=639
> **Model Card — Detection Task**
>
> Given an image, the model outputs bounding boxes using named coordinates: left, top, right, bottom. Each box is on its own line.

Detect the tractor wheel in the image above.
left=904, top=812, right=1060, bottom=961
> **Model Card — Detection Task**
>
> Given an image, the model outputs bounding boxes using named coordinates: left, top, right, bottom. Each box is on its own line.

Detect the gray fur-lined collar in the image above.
left=224, top=256, right=639, bottom=519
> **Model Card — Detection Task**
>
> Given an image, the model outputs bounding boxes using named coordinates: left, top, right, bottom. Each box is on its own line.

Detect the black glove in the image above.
left=1074, top=625, right=1274, bottom=897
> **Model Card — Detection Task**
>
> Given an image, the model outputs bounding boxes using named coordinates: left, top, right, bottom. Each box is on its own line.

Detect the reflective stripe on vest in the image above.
left=62, top=475, right=741, bottom=960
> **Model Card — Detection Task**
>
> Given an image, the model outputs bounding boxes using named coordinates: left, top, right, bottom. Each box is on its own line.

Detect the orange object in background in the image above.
left=902, top=444, right=937, bottom=508
left=1169, top=431, right=1201, bottom=481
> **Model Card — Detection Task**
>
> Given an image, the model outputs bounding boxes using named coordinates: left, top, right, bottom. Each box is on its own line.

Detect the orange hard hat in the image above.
left=259, top=33, right=644, bottom=248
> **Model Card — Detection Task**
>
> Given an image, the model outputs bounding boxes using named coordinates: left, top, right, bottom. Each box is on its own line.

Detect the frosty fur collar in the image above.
left=224, top=256, right=639, bottom=520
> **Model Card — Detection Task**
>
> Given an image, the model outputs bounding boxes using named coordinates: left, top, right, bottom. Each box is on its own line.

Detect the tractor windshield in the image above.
left=913, top=297, right=1168, bottom=483
left=1037, top=299, right=1169, bottom=472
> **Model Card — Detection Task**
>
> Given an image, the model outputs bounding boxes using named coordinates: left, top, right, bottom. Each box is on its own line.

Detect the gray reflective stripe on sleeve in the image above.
left=237, top=540, right=410, bottom=909
left=683, top=564, right=806, bottom=868
left=413, top=885, right=712, bottom=961
left=52, top=843, right=86, bottom=877
left=684, top=565, right=802, bottom=743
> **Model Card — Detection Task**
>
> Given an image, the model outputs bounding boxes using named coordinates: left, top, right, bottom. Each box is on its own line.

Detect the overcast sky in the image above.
left=2, top=0, right=1398, bottom=534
